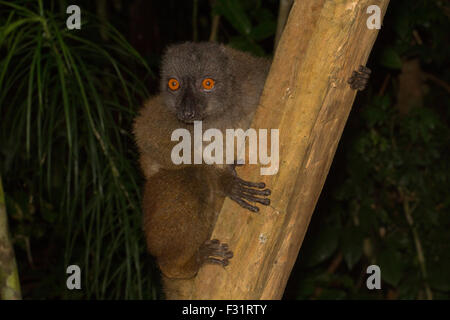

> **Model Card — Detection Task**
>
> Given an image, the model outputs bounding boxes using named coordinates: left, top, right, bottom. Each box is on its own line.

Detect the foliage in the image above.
left=212, top=0, right=277, bottom=56
left=0, top=0, right=157, bottom=299
left=285, top=0, right=450, bottom=299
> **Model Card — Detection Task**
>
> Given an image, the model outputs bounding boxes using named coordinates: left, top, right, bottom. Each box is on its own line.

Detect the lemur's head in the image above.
left=160, top=42, right=234, bottom=124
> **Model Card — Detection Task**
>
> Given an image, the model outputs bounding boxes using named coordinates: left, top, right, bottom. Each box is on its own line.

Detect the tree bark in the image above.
left=0, top=176, right=22, bottom=300
left=188, top=0, right=389, bottom=299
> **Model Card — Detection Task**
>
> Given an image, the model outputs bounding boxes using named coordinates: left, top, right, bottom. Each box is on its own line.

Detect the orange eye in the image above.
left=202, top=78, right=215, bottom=90
left=168, top=78, right=180, bottom=91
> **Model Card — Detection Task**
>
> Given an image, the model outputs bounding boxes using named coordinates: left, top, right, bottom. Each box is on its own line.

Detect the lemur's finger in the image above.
left=230, top=195, right=259, bottom=212
left=240, top=186, right=271, bottom=196
left=240, top=193, right=270, bottom=206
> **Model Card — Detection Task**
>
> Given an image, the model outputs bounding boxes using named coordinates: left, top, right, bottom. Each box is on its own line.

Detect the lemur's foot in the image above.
left=348, top=65, right=371, bottom=91
left=228, top=163, right=271, bottom=213
left=198, top=239, right=233, bottom=266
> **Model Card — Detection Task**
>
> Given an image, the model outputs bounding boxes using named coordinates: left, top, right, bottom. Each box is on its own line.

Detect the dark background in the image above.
left=0, top=0, right=449, bottom=299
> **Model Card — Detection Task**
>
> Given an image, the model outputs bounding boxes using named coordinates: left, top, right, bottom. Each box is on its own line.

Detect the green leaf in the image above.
left=0, top=17, right=42, bottom=40
left=214, top=0, right=252, bottom=35
left=249, top=20, right=276, bottom=41
left=378, top=247, right=405, bottom=286
left=379, top=47, right=402, bottom=69
left=0, top=0, right=37, bottom=17
left=341, top=226, right=364, bottom=270
left=302, top=226, right=340, bottom=267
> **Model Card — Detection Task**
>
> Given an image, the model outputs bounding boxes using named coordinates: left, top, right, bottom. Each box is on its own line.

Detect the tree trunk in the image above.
left=0, top=176, right=22, bottom=300
left=187, top=0, right=389, bottom=299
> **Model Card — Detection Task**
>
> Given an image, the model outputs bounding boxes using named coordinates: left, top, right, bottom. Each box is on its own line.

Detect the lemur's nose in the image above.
left=183, top=109, right=194, bottom=119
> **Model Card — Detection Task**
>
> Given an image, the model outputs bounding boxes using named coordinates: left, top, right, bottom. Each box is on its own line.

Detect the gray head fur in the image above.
left=160, top=42, right=235, bottom=124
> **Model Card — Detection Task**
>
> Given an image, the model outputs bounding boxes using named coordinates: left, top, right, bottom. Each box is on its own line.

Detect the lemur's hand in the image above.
left=225, top=162, right=271, bottom=213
